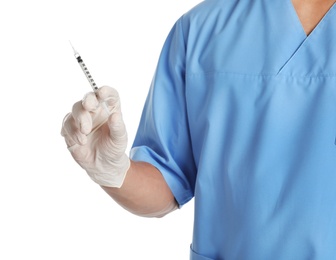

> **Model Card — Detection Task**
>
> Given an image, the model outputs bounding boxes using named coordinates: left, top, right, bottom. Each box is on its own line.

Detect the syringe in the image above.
left=70, top=41, right=110, bottom=115
left=70, top=41, right=99, bottom=92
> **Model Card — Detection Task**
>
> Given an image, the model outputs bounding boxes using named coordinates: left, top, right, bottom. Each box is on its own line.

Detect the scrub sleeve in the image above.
left=130, top=17, right=196, bottom=207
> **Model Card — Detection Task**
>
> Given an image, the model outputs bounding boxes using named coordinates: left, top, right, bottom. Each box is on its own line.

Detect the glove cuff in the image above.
left=86, top=154, right=131, bottom=188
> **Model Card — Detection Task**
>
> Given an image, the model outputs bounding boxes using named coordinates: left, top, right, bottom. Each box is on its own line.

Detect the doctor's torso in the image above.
left=184, top=0, right=336, bottom=259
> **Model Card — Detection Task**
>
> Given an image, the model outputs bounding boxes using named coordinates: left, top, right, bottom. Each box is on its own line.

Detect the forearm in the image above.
left=101, top=160, right=178, bottom=218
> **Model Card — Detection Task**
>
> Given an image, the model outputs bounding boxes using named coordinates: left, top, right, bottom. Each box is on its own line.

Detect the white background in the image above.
left=0, top=0, right=202, bottom=259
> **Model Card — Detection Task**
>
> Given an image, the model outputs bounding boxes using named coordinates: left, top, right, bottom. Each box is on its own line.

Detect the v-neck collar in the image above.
left=276, top=0, right=336, bottom=76
left=287, top=0, right=336, bottom=38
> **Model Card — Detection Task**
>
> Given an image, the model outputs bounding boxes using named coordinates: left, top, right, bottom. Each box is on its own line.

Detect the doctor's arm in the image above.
left=61, top=86, right=178, bottom=218
left=101, top=160, right=178, bottom=218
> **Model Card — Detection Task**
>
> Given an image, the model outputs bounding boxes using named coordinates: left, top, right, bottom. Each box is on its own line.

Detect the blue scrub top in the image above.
left=130, top=0, right=336, bottom=259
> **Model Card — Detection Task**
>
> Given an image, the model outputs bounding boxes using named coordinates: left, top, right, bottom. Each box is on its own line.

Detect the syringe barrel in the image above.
left=76, top=55, right=98, bottom=92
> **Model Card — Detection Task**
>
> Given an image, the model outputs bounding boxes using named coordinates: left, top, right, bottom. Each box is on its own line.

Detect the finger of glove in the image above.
left=108, top=111, right=128, bottom=146
left=71, top=100, right=93, bottom=135
left=97, top=86, right=121, bottom=111
left=61, top=113, right=77, bottom=147
left=81, top=92, right=99, bottom=112
left=61, top=112, right=88, bottom=146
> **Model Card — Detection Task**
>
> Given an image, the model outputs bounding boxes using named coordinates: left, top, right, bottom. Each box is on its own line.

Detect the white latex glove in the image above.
left=61, top=86, right=130, bottom=188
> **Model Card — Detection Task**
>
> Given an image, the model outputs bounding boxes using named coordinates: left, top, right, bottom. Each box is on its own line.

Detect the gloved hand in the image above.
left=61, top=86, right=130, bottom=188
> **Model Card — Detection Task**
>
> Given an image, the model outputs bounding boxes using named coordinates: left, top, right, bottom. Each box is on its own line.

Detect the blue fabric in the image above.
left=130, top=0, right=336, bottom=258
left=190, top=245, right=214, bottom=260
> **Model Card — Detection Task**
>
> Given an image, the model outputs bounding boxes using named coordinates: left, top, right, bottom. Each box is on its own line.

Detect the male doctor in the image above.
left=62, top=0, right=336, bottom=259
